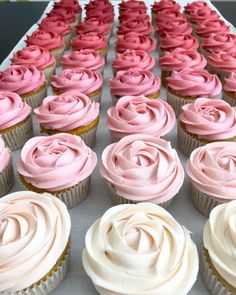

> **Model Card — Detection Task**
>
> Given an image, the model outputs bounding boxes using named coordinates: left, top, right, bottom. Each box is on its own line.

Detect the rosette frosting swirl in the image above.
left=180, top=98, right=236, bottom=140
left=71, top=32, right=107, bottom=51
left=54, top=0, right=82, bottom=13
left=76, top=17, right=110, bottom=37
left=34, top=91, right=99, bottom=131
left=195, top=19, right=230, bottom=39
left=203, top=200, right=236, bottom=287
left=152, top=0, right=180, bottom=14
left=184, top=1, right=209, bottom=14
left=203, top=33, right=236, bottom=55
left=189, top=8, right=219, bottom=25
left=100, top=134, right=184, bottom=203
left=27, top=29, right=64, bottom=50
left=48, top=8, right=76, bottom=24
left=208, top=52, right=236, bottom=73
left=160, top=34, right=199, bottom=53
left=51, top=68, right=103, bottom=94
left=17, top=133, right=97, bottom=191
left=224, top=72, right=236, bottom=92
left=107, top=95, right=175, bottom=138
left=187, top=142, right=236, bottom=201
left=86, top=0, right=113, bottom=12
left=155, top=9, right=186, bottom=26
left=0, top=137, right=10, bottom=173
left=0, top=191, right=71, bottom=292
left=83, top=202, right=199, bottom=295
left=86, top=9, right=114, bottom=24
left=118, top=17, right=154, bottom=36
left=119, top=10, right=149, bottom=23
left=119, top=0, right=147, bottom=13
left=39, top=16, right=71, bottom=36
left=156, top=19, right=192, bottom=38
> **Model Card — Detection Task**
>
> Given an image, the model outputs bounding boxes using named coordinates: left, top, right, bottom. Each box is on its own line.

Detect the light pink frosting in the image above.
left=71, top=32, right=107, bottom=51
left=86, top=10, right=114, bottom=24
left=180, top=97, right=236, bottom=140
left=0, top=91, right=31, bottom=130
left=39, top=16, right=71, bottom=36
left=189, top=8, right=219, bottom=25
left=186, top=142, right=236, bottom=200
left=208, top=52, right=236, bottom=73
left=0, top=137, right=10, bottom=173
left=119, top=10, right=149, bottom=23
left=100, top=134, right=184, bottom=203
left=76, top=17, right=110, bottom=37
left=12, top=45, right=55, bottom=71
left=0, top=65, right=45, bottom=95
left=155, top=9, right=186, bottom=26
left=27, top=29, right=64, bottom=51
left=152, top=0, right=180, bottom=14
left=51, top=68, right=103, bottom=94
left=110, top=68, right=160, bottom=97
left=118, top=17, right=154, bottom=36
left=195, top=20, right=230, bottom=39
left=160, top=34, right=199, bottom=53
left=34, top=91, right=99, bottom=131
left=224, top=72, right=236, bottom=93
left=160, top=48, right=207, bottom=71
left=184, top=1, right=209, bottom=14
left=48, top=8, right=76, bottom=24
left=107, top=95, right=175, bottom=138
left=119, top=0, right=147, bottom=13
left=112, top=49, right=156, bottom=72
left=156, top=19, right=192, bottom=38
left=116, top=32, right=156, bottom=54
left=54, top=0, right=82, bottom=13
left=61, top=49, right=105, bottom=71
left=203, top=33, right=236, bottom=54
left=17, top=133, right=97, bottom=191
left=167, top=68, right=222, bottom=97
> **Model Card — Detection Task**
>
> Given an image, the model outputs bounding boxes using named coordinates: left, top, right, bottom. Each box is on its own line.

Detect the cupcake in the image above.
left=188, top=8, right=219, bottom=29
left=156, top=19, right=193, bottom=40
left=184, top=1, right=209, bottom=17
left=110, top=68, right=161, bottom=104
left=85, top=9, right=115, bottom=29
left=0, top=191, right=71, bottom=294
left=51, top=68, right=103, bottom=103
left=119, top=9, right=149, bottom=23
left=39, top=16, right=72, bottom=50
left=223, top=72, right=236, bottom=106
left=166, top=68, right=222, bottom=117
left=61, top=49, right=105, bottom=74
left=119, top=0, right=147, bottom=14
left=107, top=95, right=175, bottom=141
left=202, top=201, right=236, bottom=294
left=17, top=133, right=97, bottom=208
left=48, top=7, right=78, bottom=33
left=112, top=49, right=156, bottom=76
left=71, top=32, right=108, bottom=59
left=34, top=91, right=100, bottom=147
left=116, top=32, right=156, bottom=54
left=160, top=48, right=207, bottom=86
left=117, top=17, right=154, bottom=36
left=186, top=142, right=236, bottom=216
left=83, top=203, right=199, bottom=295
left=27, top=29, right=65, bottom=66
left=178, top=98, right=236, bottom=157
left=11, top=45, right=56, bottom=82
left=0, top=137, right=14, bottom=197
left=0, top=65, right=47, bottom=108
left=54, top=0, right=82, bottom=21
left=154, top=9, right=186, bottom=29
left=152, top=0, right=181, bottom=23
left=85, top=0, right=114, bottom=16
left=100, top=134, right=184, bottom=207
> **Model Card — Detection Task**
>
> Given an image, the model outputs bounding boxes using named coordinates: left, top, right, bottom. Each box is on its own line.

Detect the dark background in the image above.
left=0, top=1, right=235, bottom=63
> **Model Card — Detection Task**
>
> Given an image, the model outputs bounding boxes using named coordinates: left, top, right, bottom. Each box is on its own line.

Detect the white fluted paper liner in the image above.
left=51, top=45, right=65, bottom=67
left=0, top=158, right=14, bottom=197
left=2, top=115, right=33, bottom=151
left=42, top=63, right=56, bottom=83
left=223, top=91, right=236, bottom=106
left=108, top=182, right=173, bottom=209
left=88, top=89, right=102, bottom=103
left=111, top=93, right=119, bottom=106
left=80, top=125, right=98, bottom=148
left=64, top=33, right=72, bottom=50
left=190, top=182, right=221, bottom=217
left=22, top=83, right=47, bottom=109
left=201, top=249, right=233, bottom=295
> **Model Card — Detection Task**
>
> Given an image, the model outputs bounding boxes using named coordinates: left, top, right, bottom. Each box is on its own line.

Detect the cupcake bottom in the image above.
left=0, top=158, right=14, bottom=197
left=50, top=45, right=66, bottom=67
left=222, top=90, right=236, bottom=106
left=42, top=62, right=56, bottom=83
left=1, top=115, right=33, bottom=151
left=21, top=82, right=48, bottom=109
left=201, top=248, right=236, bottom=295
left=161, top=70, right=172, bottom=87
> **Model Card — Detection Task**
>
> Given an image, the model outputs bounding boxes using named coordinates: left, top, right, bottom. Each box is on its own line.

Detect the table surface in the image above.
left=0, top=1, right=236, bottom=295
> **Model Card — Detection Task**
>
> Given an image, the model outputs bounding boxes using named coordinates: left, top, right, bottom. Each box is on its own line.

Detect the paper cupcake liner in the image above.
left=2, top=115, right=33, bottom=151
left=88, top=89, right=102, bottom=103
left=108, top=182, right=173, bottom=209
left=51, top=46, right=65, bottom=67
left=22, top=83, right=47, bottom=109
left=79, top=125, right=97, bottom=148
left=222, top=91, right=236, bottom=106
left=42, top=63, right=56, bottom=83
left=161, top=70, right=172, bottom=87
left=64, top=33, right=72, bottom=50
left=0, top=158, right=14, bottom=197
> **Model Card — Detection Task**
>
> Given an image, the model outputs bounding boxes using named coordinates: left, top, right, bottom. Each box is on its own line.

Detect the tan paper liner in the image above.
left=22, top=83, right=47, bottom=109
left=108, top=182, right=173, bottom=209
left=0, top=158, right=14, bottom=197
left=79, top=124, right=97, bottom=148
left=222, top=91, right=236, bottom=106
left=51, top=45, right=65, bottom=67
left=1, top=115, right=33, bottom=151
left=88, top=89, right=102, bottom=103
left=42, top=63, right=56, bottom=83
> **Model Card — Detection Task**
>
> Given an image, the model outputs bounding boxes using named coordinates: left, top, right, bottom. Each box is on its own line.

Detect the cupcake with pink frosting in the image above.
left=166, top=68, right=222, bottom=117
left=119, top=10, right=149, bottom=23
left=0, top=92, right=32, bottom=151
left=35, top=91, right=100, bottom=147
left=118, top=17, right=154, bottom=36
left=154, top=9, right=186, bottom=30
left=160, top=48, right=207, bottom=86
left=100, top=134, right=184, bottom=207
left=110, top=68, right=160, bottom=104
left=17, top=133, right=97, bottom=208
left=0, top=65, right=47, bottom=108
left=119, top=0, right=147, bottom=14
left=85, top=10, right=115, bottom=29
left=107, top=95, right=175, bottom=142
left=184, top=1, right=209, bottom=17
left=0, top=137, right=14, bottom=197
left=54, top=0, right=82, bottom=21
left=48, top=7, right=78, bottom=33
left=61, top=49, right=105, bottom=74
left=156, top=19, right=192, bottom=40
left=178, top=98, right=236, bottom=157
left=112, top=49, right=156, bottom=76
left=152, top=0, right=181, bottom=23
left=223, top=72, right=236, bottom=106
left=51, top=68, right=103, bottom=102
left=186, top=142, right=236, bottom=216
left=188, top=8, right=220, bottom=29
left=11, top=45, right=56, bottom=82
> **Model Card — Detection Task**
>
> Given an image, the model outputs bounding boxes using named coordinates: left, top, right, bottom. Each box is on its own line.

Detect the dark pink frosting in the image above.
left=119, top=10, right=150, bottom=23
left=156, top=19, right=192, bottom=38
left=203, top=33, right=236, bottom=55
left=118, top=17, right=154, bottom=36
left=110, top=68, right=160, bottom=97
left=167, top=68, right=222, bottom=97
left=54, top=0, right=82, bottom=13
left=208, top=52, right=236, bottom=73
left=224, top=72, right=236, bottom=93
left=155, top=9, right=186, bottom=26
left=112, top=50, right=156, bottom=73
left=48, top=8, right=76, bottom=24
left=76, top=17, right=110, bottom=37
left=160, top=34, right=199, bottom=53
left=152, top=0, right=180, bottom=14
left=39, top=16, right=71, bottom=37
left=27, top=29, right=64, bottom=51
left=51, top=68, right=103, bottom=94
left=189, top=8, right=219, bottom=25
left=0, top=65, right=45, bottom=95
left=85, top=0, right=114, bottom=12
left=119, top=0, right=147, bottom=13
left=160, top=48, right=207, bottom=71
left=184, top=1, right=209, bottom=14
left=12, top=45, right=55, bottom=71
left=195, top=19, right=230, bottom=39
left=86, top=9, right=114, bottom=24
left=116, top=32, right=156, bottom=54
left=61, top=49, right=105, bottom=71
left=71, top=32, right=107, bottom=51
